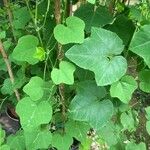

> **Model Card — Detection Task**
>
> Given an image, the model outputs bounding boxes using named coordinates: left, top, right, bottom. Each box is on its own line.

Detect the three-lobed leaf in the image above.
left=66, top=27, right=127, bottom=86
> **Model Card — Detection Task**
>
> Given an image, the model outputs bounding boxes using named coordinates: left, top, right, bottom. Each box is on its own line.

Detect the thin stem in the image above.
left=0, top=40, right=20, bottom=101
left=24, top=0, right=43, bottom=46
left=3, top=0, right=17, bottom=42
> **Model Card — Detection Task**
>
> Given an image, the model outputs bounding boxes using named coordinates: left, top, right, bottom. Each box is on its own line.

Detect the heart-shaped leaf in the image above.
left=75, top=4, right=113, bottom=32
left=51, top=61, right=76, bottom=85
left=138, top=69, right=150, bottom=93
left=54, top=16, right=85, bottom=44
left=69, top=81, right=113, bottom=129
left=12, top=35, right=39, bottom=64
left=130, top=25, right=150, bottom=68
left=66, top=27, right=127, bottom=86
left=24, top=129, right=52, bottom=150
left=23, top=76, right=44, bottom=101
left=110, top=75, right=137, bottom=103
left=52, top=133, right=73, bottom=150
left=16, top=97, right=52, bottom=131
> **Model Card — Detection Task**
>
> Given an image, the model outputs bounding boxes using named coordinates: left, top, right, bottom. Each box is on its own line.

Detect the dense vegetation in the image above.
left=0, top=0, right=150, bottom=149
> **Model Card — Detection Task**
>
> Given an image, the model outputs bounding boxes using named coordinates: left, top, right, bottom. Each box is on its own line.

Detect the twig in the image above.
left=0, top=40, right=20, bottom=101
left=3, top=0, right=16, bottom=42
left=54, top=0, right=66, bottom=128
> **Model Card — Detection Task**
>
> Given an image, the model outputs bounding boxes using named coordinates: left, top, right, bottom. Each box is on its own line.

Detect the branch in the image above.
left=3, top=0, right=16, bottom=42
left=0, top=40, right=20, bottom=101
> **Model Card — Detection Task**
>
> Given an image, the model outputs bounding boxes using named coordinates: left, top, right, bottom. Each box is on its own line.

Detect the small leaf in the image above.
left=1, top=145, right=10, bottom=150
left=51, top=61, right=76, bottom=85
left=110, top=75, right=137, bottom=103
left=146, top=121, right=150, bottom=135
left=66, top=27, right=127, bottom=86
left=0, top=31, right=6, bottom=39
left=121, top=111, right=135, bottom=131
left=65, top=120, right=90, bottom=143
left=24, top=129, right=52, bottom=150
left=16, top=97, right=52, bottom=130
left=52, top=133, right=73, bottom=150
left=130, top=25, right=150, bottom=68
left=145, top=107, right=150, bottom=120
left=138, top=69, right=150, bottom=93
left=23, top=76, right=44, bottom=101
left=0, top=127, right=5, bottom=145
left=12, top=35, right=39, bottom=64
left=34, top=47, right=45, bottom=61
left=54, top=16, right=85, bottom=44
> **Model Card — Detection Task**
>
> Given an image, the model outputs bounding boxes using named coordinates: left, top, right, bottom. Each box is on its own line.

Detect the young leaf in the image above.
left=23, top=76, right=44, bottom=101
left=87, top=0, right=95, bottom=4
left=138, top=69, right=150, bottom=93
left=66, top=27, right=127, bottom=86
left=12, top=35, right=39, bottom=64
left=54, top=16, right=85, bottom=44
left=110, top=75, right=137, bottom=103
left=75, top=4, right=113, bottom=32
left=130, top=25, right=150, bottom=68
left=24, top=129, right=52, bottom=150
left=145, top=107, right=150, bottom=120
left=146, top=121, right=150, bottom=135
left=52, top=133, right=73, bottom=150
left=16, top=97, right=52, bottom=131
left=65, top=120, right=90, bottom=143
left=33, top=47, right=45, bottom=61
left=51, top=61, right=76, bottom=85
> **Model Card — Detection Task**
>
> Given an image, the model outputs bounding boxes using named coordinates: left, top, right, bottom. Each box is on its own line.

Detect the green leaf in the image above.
left=69, top=81, right=113, bottom=129
left=1, top=78, right=13, bottom=95
left=7, top=131, right=25, bottom=150
left=65, top=120, right=90, bottom=143
left=130, top=25, right=150, bottom=68
left=23, top=76, right=44, bottom=101
left=110, top=75, right=137, bottom=103
left=138, top=69, right=150, bottom=93
left=0, top=31, right=6, bottom=39
left=66, top=27, right=127, bottom=86
left=75, top=4, right=113, bottom=32
left=24, top=129, right=52, bottom=150
left=126, top=142, right=146, bottom=150
left=52, top=133, right=73, bottom=150
left=121, top=111, right=135, bottom=131
left=51, top=61, right=76, bottom=85
left=0, top=128, right=5, bottom=145
left=13, top=7, right=31, bottom=29
left=87, top=0, right=95, bottom=4
left=12, top=35, right=39, bottom=64
left=146, top=120, right=150, bottom=135
left=16, top=97, right=52, bottom=130
left=54, top=16, right=85, bottom=44
left=145, top=107, right=150, bottom=120
left=0, top=145, right=10, bottom=150
left=34, top=47, right=45, bottom=61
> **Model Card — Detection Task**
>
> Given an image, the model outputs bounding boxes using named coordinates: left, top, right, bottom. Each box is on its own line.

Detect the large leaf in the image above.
left=12, top=35, right=39, bottom=64
left=24, top=129, right=52, bottom=150
left=51, top=61, right=76, bottom=85
left=110, top=75, right=137, bottom=103
left=23, top=76, right=44, bottom=101
left=75, top=4, right=113, bottom=32
left=66, top=27, right=127, bottom=86
left=52, top=133, right=73, bottom=150
left=138, top=69, right=150, bottom=93
left=54, top=16, right=85, bottom=44
left=16, top=97, right=52, bottom=130
left=126, top=142, right=146, bottom=150
left=69, top=81, right=113, bottom=129
left=130, top=25, right=150, bottom=68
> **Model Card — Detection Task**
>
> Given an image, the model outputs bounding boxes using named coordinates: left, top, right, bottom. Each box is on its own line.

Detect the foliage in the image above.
left=0, top=0, right=150, bottom=150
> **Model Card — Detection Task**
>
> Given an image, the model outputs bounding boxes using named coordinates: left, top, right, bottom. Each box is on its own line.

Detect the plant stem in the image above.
left=0, top=40, right=20, bottom=101
left=3, top=0, right=16, bottom=42
left=54, top=0, right=66, bottom=128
